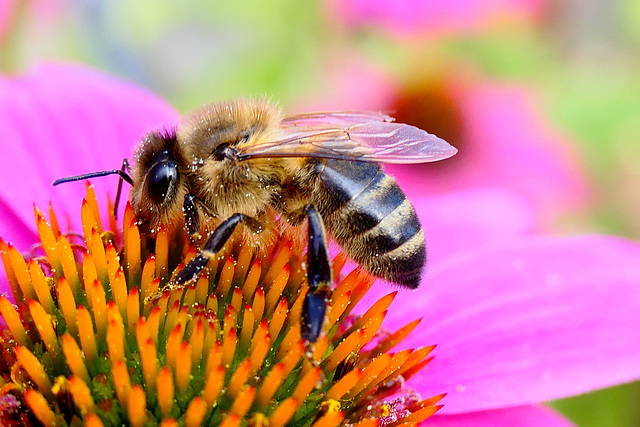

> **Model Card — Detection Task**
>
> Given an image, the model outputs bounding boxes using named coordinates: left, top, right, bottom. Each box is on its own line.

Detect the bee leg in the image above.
left=183, top=194, right=201, bottom=241
left=113, top=158, right=131, bottom=220
left=301, top=204, right=333, bottom=343
left=171, top=213, right=252, bottom=286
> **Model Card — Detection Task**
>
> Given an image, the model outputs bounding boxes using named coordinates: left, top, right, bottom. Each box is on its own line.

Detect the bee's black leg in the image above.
left=183, top=194, right=201, bottom=241
left=301, top=205, right=332, bottom=343
left=170, top=213, right=251, bottom=286
left=113, top=158, right=131, bottom=220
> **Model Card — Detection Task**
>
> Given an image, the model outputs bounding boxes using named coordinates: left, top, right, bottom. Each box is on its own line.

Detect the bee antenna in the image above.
left=53, top=159, right=133, bottom=220
left=52, top=170, right=133, bottom=186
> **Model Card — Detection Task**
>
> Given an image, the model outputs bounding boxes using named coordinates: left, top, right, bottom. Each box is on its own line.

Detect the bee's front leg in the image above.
left=301, top=204, right=332, bottom=343
left=170, top=213, right=257, bottom=286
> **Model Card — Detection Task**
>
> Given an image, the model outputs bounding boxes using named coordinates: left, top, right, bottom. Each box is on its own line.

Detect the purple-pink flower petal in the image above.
left=411, top=188, right=536, bottom=263
left=328, top=0, right=549, bottom=38
left=427, top=405, right=577, bottom=427
left=0, top=62, right=178, bottom=250
left=379, top=235, right=640, bottom=414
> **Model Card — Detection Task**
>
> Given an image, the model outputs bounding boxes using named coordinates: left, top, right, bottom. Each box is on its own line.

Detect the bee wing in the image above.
left=280, top=111, right=395, bottom=125
left=237, top=113, right=457, bottom=164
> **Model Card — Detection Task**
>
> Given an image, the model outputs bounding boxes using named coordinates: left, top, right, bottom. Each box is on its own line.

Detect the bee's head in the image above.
left=130, top=129, right=189, bottom=235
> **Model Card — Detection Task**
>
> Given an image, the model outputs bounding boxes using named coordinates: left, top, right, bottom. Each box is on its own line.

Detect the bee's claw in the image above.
left=168, top=212, right=252, bottom=288
left=171, top=253, right=210, bottom=286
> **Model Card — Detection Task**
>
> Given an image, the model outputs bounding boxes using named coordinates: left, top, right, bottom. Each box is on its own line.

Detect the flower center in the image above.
left=0, top=185, right=442, bottom=426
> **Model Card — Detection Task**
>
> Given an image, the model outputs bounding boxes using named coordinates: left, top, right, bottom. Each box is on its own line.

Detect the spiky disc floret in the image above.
left=0, top=185, right=442, bottom=426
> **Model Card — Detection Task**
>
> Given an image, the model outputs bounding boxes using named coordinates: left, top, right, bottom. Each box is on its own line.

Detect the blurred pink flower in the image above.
left=305, top=60, right=589, bottom=225
left=0, top=0, right=14, bottom=41
left=2, top=63, right=640, bottom=427
left=328, top=0, right=549, bottom=38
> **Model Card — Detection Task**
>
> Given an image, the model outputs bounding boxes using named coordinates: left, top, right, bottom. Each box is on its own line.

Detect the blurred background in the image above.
left=1, top=0, right=639, bottom=425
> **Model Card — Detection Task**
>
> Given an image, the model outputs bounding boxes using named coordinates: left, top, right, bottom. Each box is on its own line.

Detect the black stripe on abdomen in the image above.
left=317, top=160, right=426, bottom=288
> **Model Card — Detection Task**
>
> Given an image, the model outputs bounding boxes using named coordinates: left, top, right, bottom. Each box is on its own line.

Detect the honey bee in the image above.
left=55, top=98, right=456, bottom=340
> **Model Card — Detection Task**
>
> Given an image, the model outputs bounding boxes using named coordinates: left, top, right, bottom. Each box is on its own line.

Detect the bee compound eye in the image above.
left=146, top=160, right=178, bottom=204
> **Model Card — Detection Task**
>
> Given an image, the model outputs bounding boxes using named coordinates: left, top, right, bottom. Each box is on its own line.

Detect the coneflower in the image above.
left=0, top=185, right=440, bottom=426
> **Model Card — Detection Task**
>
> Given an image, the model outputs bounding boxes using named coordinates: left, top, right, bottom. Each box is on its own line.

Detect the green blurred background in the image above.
left=2, top=0, right=640, bottom=425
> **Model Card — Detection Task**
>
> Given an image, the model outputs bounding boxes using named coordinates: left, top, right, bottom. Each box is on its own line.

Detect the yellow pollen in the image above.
left=176, top=341, right=192, bottom=394
left=140, top=339, right=159, bottom=394
left=128, top=384, right=148, bottom=427
left=265, top=264, right=290, bottom=316
left=57, top=233, right=82, bottom=296
left=324, top=329, right=365, bottom=372
left=76, top=305, right=98, bottom=364
left=0, top=296, right=30, bottom=347
left=203, top=365, right=225, bottom=406
left=85, top=413, right=107, bottom=427
left=184, top=396, right=207, bottom=427
left=24, top=388, right=57, bottom=427
left=240, top=303, right=255, bottom=346
left=230, top=385, right=256, bottom=417
left=222, top=326, right=238, bottom=367
left=217, top=255, right=236, bottom=299
left=219, top=414, right=242, bottom=427
left=327, top=368, right=361, bottom=400
left=249, top=333, right=271, bottom=376
left=82, top=253, right=98, bottom=305
left=89, top=227, right=109, bottom=286
left=29, top=259, right=55, bottom=314
left=157, top=367, right=174, bottom=417
left=292, top=366, right=322, bottom=405
left=190, top=318, right=206, bottom=366
left=35, top=206, right=61, bottom=276
left=61, top=334, right=90, bottom=384
left=85, top=184, right=103, bottom=233
left=268, top=296, right=288, bottom=339
left=8, top=244, right=34, bottom=302
left=29, top=299, right=63, bottom=366
left=241, top=258, right=261, bottom=301
left=15, top=346, right=53, bottom=398
left=370, top=318, right=423, bottom=358
left=155, top=224, right=169, bottom=279
left=112, top=359, right=132, bottom=411
left=256, top=362, right=285, bottom=407
left=227, top=358, right=252, bottom=398
left=311, top=410, right=344, bottom=427
left=69, top=376, right=96, bottom=415
left=252, top=288, right=266, bottom=328
left=126, top=218, right=142, bottom=286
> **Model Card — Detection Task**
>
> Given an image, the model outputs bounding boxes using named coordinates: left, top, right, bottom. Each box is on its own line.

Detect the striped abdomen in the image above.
left=313, top=159, right=426, bottom=289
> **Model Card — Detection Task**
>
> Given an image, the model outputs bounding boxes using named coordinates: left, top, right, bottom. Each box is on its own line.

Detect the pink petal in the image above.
left=411, top=188, right=536, bottom=263
left=426, top=405, right=576, bottom=427
left=328, top=0, right=549, bottom=38
left=0, top=62, right=178, bottom=250
left=0, top=1, right=13, bottom=40
left=381, top=235, right=640, bottom=413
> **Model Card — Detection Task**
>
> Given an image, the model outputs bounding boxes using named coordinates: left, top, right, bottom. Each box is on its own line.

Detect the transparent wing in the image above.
left=236, top=112, right=457, bottom=164
left=280, top=111, right=395, bottom=125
